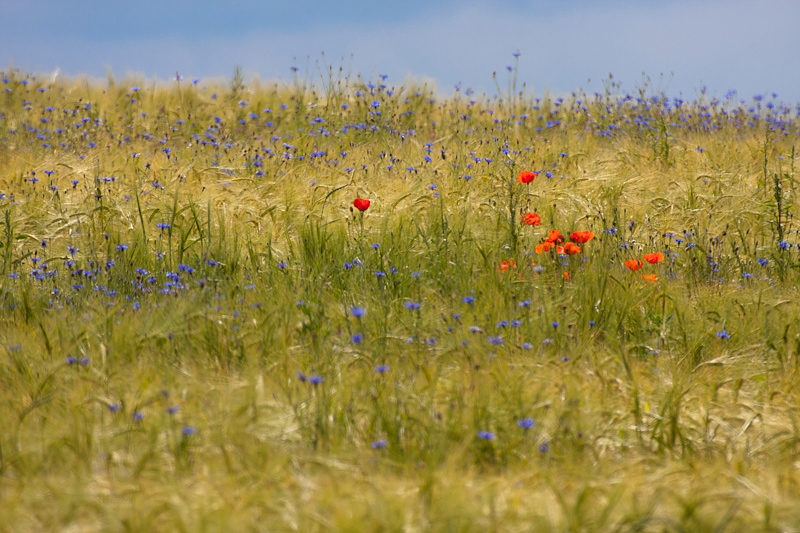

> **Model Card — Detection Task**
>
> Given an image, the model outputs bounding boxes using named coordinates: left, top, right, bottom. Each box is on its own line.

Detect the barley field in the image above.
left=1, top=66, right=799, bottom=531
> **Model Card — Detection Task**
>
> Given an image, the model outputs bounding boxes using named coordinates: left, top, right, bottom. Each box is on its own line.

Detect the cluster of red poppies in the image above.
left=625, top=252, right=665, bottom=281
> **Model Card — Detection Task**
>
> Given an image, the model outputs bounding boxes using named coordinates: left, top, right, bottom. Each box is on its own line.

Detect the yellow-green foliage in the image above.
left=1, top=68, right=800, bottom=531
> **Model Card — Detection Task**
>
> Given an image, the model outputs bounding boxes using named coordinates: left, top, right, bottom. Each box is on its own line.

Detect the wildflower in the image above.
left=462, top=296, right=475, bottom=304
left=517, top=418, right=535, bottom=429
left=487, top=336, right=504, bottom=344
left=545, top=230, right=564, bottom=244
left=499, top=258, right=516, bottom=272
left=477, top=431, right=495, bottom=440
left=521, top=212, right=541, bottom=226
left=404, top=301, right=421, bottom=310
left=351, top=333, right=363, bottom=344
left=717, top=329, right=730, bottom=339
left=182, top=426, right=197, bottom=436
left=539, top=442, right=550, bottom=453
left=353, top=198, right=371, bottom=211
left=642, top=274, right=659, bottom=282
left=563, top=271, right=570, bottom=280
left=375, top=364, right=389, bottom=373
left=625, top=260, right=644, bottom=271
left=350, top=306, right=366, bottom=318
left=371, top=439, right=387, bottom=449
left=517, top=171, right=538, bottom=184
left=643, top=252, right=665, bottom=264
left=560, top=242, right=582, bottom=255
left=535, top=242, right=555, bottom=254
left=308, top=375, right=324, bottom=385
left=570, top=231, right=594, bottom=243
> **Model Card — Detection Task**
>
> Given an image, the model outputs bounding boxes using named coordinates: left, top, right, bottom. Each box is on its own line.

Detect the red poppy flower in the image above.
left=499, top=258, right=517, bottom=273
left=535, top=242, right=555, bottom=254
left=353, top=198, right=371, bottom=212
left=563, top=242, right=582, bottom=255
left=563, top=271, right=570, bottom=280
left=625, top=260, right=644, bottom=271
left=570, top=231, right=594, bottom=244
left=517, top=171, right=538, bottom=184
left=520, top=212, right=541, bottom=226
left=642, top=274, right=659, bottom=282
left=545, top=230, right=564, bottom=244
left=643, top=252, right=664, bottom=264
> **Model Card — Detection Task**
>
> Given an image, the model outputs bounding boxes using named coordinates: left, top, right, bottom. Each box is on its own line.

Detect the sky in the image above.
left=2, top=0, right=800, bottom=103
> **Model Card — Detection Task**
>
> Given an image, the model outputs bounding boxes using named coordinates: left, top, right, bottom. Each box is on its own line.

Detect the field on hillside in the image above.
left=1, top=66, right=800, bottom=531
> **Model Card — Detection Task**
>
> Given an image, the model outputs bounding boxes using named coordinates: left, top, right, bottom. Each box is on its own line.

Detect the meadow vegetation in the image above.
left=1, top=64, right=800, bottom=531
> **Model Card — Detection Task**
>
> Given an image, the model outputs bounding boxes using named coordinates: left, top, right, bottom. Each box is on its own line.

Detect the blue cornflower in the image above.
left=308, top=375, right=324, bottom=385
left=521, top=342, right=533, bottom=350
left=167, top=406, right=180, bottom=415
left=496, top=320, right=508, bottom=328
left=156, top=223, right=170, bottom=230
left=539, top=442, right=550, bottom=453
left=350, top=306, right=366, bottom=318
left=404, top=301, right=421, bottom=310
left=487, top=336, right=504, bottom=345
left=375, top=364, right=389, bottom=373
left=133, top=411, right=144, bottom=422
left=462, top=296, right=475, bottom=304
left=552, top=321, right=559, bottom=328
left=717, top=329, right=730, bottom=339
left=517, top=418, right=535, bottom=429
left=477, top=431, right=495, bottom=440
left=371, top=439, right=387, bottom=449
left=351, top=333, right=363, bottom=344
left=182, top=426, right=197, bottom=436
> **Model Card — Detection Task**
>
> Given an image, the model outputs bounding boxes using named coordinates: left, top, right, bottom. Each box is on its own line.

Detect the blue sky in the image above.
left=3, top=0, right=799, bottom=102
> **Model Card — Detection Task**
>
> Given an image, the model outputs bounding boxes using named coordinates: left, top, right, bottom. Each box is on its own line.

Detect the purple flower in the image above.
left=477, top=431, right=495, bottom=440
left=517, top=418, right=535, bottom=429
